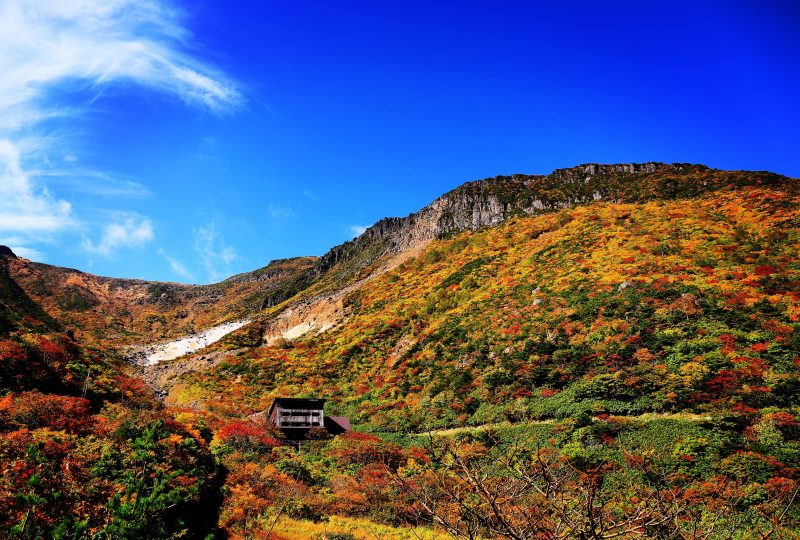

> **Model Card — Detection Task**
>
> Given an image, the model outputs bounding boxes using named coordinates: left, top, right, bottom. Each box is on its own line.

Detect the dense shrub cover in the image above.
left=165, top=181, right=800, bottom=536
left=0, top=323, right=215, bottom=538
left=2, top=170, right=800, bottom=537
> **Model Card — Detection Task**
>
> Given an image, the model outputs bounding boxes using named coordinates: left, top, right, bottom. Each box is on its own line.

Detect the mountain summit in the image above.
left=4, top=163, right=796, bottom=349
left=316, top=162, right=792, bottom=276
left=1, top=163, right=799, bottom=538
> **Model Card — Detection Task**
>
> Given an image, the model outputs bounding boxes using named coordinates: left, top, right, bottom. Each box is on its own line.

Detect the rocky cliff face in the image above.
left=315, top=162, right=790, bottom=275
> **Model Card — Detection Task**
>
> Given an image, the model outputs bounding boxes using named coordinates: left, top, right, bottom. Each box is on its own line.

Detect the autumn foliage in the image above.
left=169, top=178, right=800, bottom=536
left=3, top=167, right=800, bottom=537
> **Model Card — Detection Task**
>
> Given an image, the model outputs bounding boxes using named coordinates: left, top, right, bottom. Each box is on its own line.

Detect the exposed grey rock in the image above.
left=314, top=162, right=708, bottom=275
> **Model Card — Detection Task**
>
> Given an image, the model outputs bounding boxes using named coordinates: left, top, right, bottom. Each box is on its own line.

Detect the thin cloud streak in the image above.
left=0, top=0, right=241, bottom=257
left=37, top=170, right=151, bottom=198
left=158, top=248, right=195, bottom=282
left=348, top=224, right=368, bottom=238
left=267, top=204, right=295, bottom=222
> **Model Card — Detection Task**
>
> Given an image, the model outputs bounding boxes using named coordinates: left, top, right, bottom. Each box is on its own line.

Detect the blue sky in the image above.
left=1, top=0, right=798, bottom=283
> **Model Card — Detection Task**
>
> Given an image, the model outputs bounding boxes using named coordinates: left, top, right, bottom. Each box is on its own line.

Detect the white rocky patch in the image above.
left=130, top=319, right=250, bottom=366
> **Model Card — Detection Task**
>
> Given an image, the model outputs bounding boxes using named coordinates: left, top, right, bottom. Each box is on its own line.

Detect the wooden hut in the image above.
left=267, top=397, right=350, bottom=443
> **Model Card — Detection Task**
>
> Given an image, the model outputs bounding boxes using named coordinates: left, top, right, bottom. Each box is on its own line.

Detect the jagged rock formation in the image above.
left=315, top=162, right=789, bottom=276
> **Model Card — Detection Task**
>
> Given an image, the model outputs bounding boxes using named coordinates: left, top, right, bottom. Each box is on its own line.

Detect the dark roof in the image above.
left=326, top=416, right=351, bottom=432
left=267, top=397, right=326, bottom=416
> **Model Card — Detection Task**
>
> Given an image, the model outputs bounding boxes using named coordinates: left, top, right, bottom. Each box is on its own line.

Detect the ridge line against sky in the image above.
left=0, top=0, right=798, bottom=284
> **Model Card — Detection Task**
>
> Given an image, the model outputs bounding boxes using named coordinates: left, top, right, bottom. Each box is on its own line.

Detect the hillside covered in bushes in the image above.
left=155, top=167, right=800, bottom=537
left=2, top=163, right=800, bottom=538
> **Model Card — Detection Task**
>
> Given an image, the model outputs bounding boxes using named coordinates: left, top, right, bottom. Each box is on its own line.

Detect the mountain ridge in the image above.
left=2, top=163, right=800, bottom=538
left=2, top=162, right=796, bottom=348
left=0, top=247, right=61, bottom=333
left=313, top=162, right=794, bottom=279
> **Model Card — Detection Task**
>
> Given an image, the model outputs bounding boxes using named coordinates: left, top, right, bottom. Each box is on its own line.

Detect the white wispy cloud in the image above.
left=0, top=139, right=75, bottom=236
left=0, top=0, right=240, bottom=119
left=39, top=170, right=151, bottom=198
left=267, top=204, right=295, bottom=222
left=8, top=245, right=46, bottom=261
left=158, top=247, right=195, bottom=282
left=194, top=221, right=237, bottom=282
left=0, top=0, right=240, bottom=257
left=83, top=214, right=154, bottom=256
left=348, top=224, right=368, bottom=238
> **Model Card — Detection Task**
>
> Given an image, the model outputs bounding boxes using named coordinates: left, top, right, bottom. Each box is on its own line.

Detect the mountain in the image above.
left=5, top=162, right=790, bottom=350
left=312, top=163, right=787, bottom=280
left=2, top=162, right=799, bottom=538
left=4, top=253, right=317, bottom=347
left=167, top=167, right=800, bottom=430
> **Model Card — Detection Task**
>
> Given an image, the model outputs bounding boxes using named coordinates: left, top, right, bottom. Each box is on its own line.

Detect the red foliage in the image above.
left=731, top=403, right=760, bottom=415
left=328, top=432, right=403, bottom=468
left=514, top=388, right=532, bottom=398
left=766, top=411, right=797, bottom=428
left=0, top=391, right=93, bottom=433
left=505, top=324, right=522, bottom=336
left=718, top=333, right=737, bottom=354
left=707, top=370, right=741, bottom=396
left=114, top=375, right=155, bottom=406
left=754, top=265, right=777, bottom=276
left=765, top=477, right=798, bottom=497
left=0, top=339, right=27, bottom=364
left=38, top=338, right=67, bottom=365
left=217, top=420, right=281, bottom=451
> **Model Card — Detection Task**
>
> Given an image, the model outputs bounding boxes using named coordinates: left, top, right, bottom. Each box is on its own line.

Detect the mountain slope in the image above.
left=0, top=248, right=60, bottom=334
left=5, top=163, right=790, bottom=353
left=0, top=256, right=218, bottom=537
left=4, top=254, right=317, bottom=347
left=167, top=178, right=800, bottom=430
left=311, top=163, right=787, bottom=284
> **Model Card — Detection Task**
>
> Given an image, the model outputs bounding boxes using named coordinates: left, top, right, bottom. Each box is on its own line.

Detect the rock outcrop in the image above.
left=315, top=162, right=789, bottom=275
